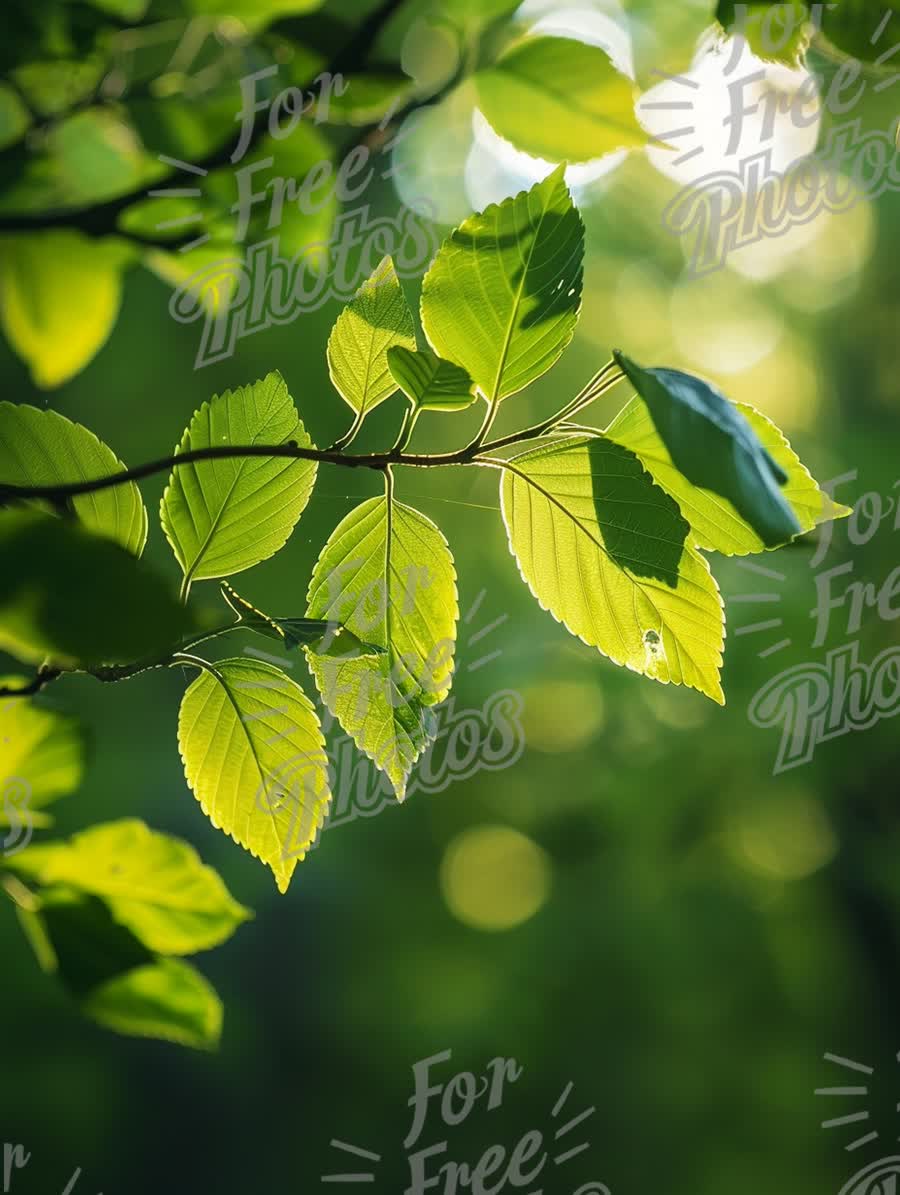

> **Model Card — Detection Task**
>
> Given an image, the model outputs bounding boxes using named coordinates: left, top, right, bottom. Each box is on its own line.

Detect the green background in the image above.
left=2, top=1, right=899, bottom=1192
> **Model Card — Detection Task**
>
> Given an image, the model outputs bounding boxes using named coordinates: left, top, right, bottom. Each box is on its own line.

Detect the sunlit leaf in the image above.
left=178, top=659, right=331, bottom=892
left=8, top=819, right=251, bottom=954
left=475, top=36, right=646, bottom=162
left=82, top=957, right=222, bottom=1050
left=160, top=372, right=317, bottom=597
left=0, top=231, right=128, bottom=388
left=420, top=166, right=583, bottom=401
left=0, top=509, right=192, bottom=667
left=606, top=394, right=851, bottom=554
left=500, top=435, right=725, bottom=703
left=326, top=257, right=417, bottom=417
left=613, top=351, right=802, bottom=548
left=0, top=402, right=147, bottom=555
left=306, top=495, right=458, bottom=798
left=387, top=346, right=477, bottom=411
left=16, top=887, right=222, bottom=1048
left=716, top=2, right=812, bottom=66
left=0, top=677, right=86, bottom=824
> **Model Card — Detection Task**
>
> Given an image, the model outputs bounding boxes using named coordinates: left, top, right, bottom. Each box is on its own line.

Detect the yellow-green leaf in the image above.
left=420, top=166, right=583, bottom=402
left=160, top=372, right=317, bottom=596
left=0, top=402, right=147, bottom=555
left=8, top=819, right=251, bottom=954
left=0, top=676, right=85, bottom=825
left=475, top=36, right=646, bottom=162
left=606, top=394, right=851, bottom=555
left=500, top=435, right=725, bottom=703
left=0, top=231, right=127, bottom=388
left=326, top=256, right=416, bottom=417
left=178, top=659, right=331, bottom=892
left=306, top=495, right=458, bottom=799
left=387, top=346, right=477, bottom=412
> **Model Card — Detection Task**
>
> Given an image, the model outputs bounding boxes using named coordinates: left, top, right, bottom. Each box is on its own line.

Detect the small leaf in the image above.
left=306, top=496, right=458, bottom=799
left=8, top=819, right=251, bottom=955
left=326, top=256, right=417, bottom=417
left=387, top=346, right=477, bottom=412
left=613, top=351, right=802, bottom=549
left=219, top=582, right=381, bottom=658
left=0, top=231, right=127, bottom=388
left=0, top=402, right=147, bottom=555
left=606, top=394, right=851, bottom=554
left=0, top=677, right=86, bottom=822
left=500, top=435, right=725, bottom=703
left=16, top=887, right=221, bottom=1048
left=0, top=509, right=192, bottom=667
left=475, top=36, right=646, bottom=162
left=716, top=1, right=812, bottom=66
left=82, top=957, right=222, bottom=1050
left=421, top=166, right=583, bottom=402
left=178, top=659, right=331, bottom=892
left=160, top=372, right=317, bottom=595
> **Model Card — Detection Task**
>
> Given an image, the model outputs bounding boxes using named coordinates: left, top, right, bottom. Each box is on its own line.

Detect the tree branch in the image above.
left=0, top=366, right=625, bottom=507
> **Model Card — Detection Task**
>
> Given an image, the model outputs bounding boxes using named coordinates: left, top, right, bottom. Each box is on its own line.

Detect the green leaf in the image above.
left=818, top=0, right=900, bottom=63
left=326, top=257, right=417, bottom=418
left=606, top=394, right=851, bottom=555
left=0, top=509, right=192, bottom=667
left=387, top=346, right=477, bottom=412
left=0, top=231, right=128, bottom=388
left=160, top=372, right=317, bottom=596
left=178, top=659, right=331, bottom=893
left=475, top=36, right=646, bottom=163
left=0, top=402, right=147, bottom=555
left=306, top=495, right=458, bottom=798
left=82, top=957, right=222, bottom=1050
left=420, top=166, right=584, bottom=402
left=500, top=435, right=725, bottom=703
left=0, top=677, right=86, bottom=823
left=0, top=83, right=30, bottom=150
left=16, top=887, right=222, bottom=1048
left=613, top=351, right=802, bottom=549
left=8, top=819, right=251, bottom=954
left=716, top=2, right=812, bottom=66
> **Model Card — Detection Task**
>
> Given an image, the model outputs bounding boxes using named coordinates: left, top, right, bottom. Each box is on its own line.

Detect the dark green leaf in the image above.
left=612, top=351, right=802, bottom=548
left=0, top=509, right=193, bottom=667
